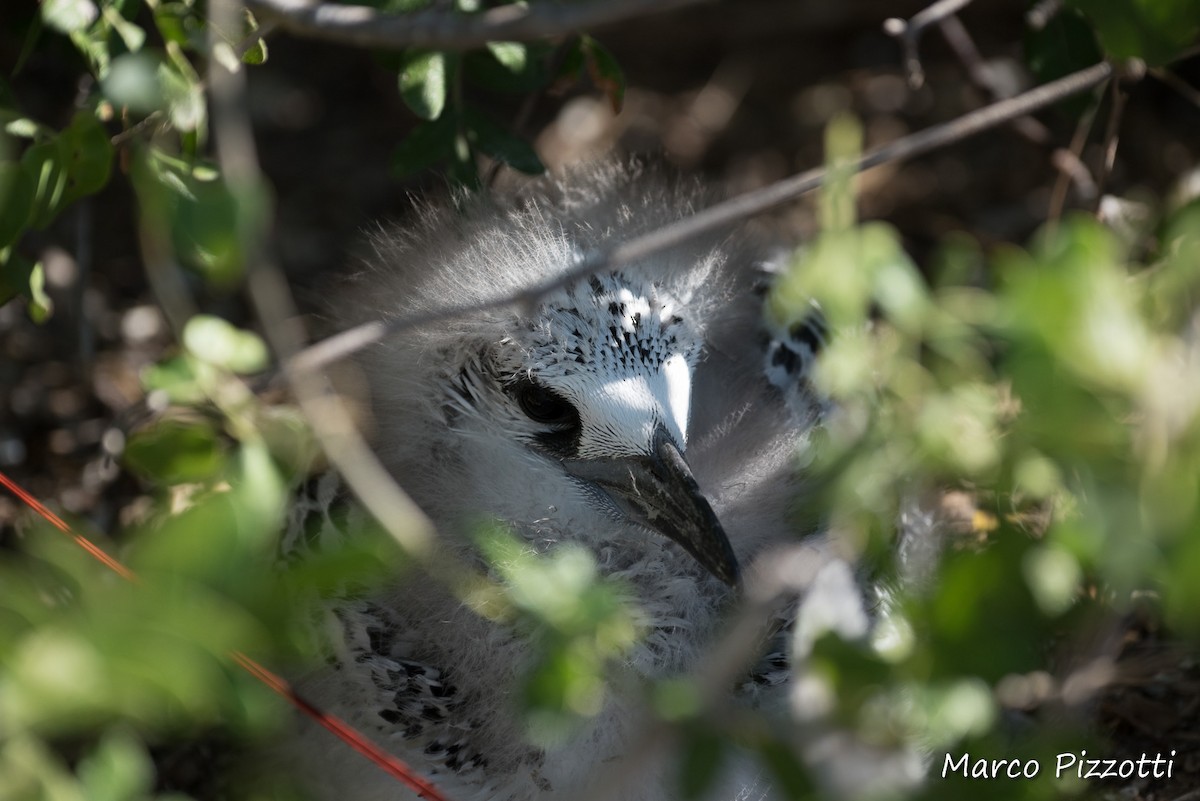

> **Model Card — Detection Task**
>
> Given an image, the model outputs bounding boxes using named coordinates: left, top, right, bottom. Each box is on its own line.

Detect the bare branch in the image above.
left=883, top=0, right=975, bottom=88
left=244, top=0, right=708, bottom=51
left=288, top=59, right=1115, bottom=377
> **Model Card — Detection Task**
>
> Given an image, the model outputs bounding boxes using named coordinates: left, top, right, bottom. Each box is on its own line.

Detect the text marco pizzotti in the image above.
left=942, top=751, right=1176, bottom=780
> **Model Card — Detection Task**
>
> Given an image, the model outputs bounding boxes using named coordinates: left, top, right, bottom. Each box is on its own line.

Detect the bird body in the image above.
left=281, top=162, right=833, bottom=801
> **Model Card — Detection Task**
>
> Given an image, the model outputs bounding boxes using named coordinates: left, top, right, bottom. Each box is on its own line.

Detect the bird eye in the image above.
left=513, top=380, right=578, bottom=427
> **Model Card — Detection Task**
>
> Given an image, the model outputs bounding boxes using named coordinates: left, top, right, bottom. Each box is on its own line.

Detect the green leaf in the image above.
left=0, top=250, right=36, bottom=308
left=21, top=138, right=70, bottom=229
left=102, top=52, right=166, bottom=113
left=239, top=9, right=269, bottom=65
left=398, top=50, right=449, bottom=120
left=41, top=0, right=98, bottom=34
left=101, top=4, right=146, bottom=52
left=183, top=314, right=269, bottom=373
left=124, top=417, right=227, bottom=484
left=679, top=729, right=724, bottom=799
left=77, top=729, right=155, bottom=801
left=486, top=41, right=527, bottom=72
left=141, top=356, right=206, bottom=404
left=0, top=160, right=35, bottom=249
left=59, top=112, right=113, bottom=205
left=1067, top=0, right=1200, bottom=65
left=464, top=108, right=544, bottom=175
left=159, top=60, right=206, bottom=133
left=464, top=42, right=551, bottom=93
left=1025, top=8, right=1103, bottom=116
left=26, top=261, right=52, bottom=322
left=137, top=157, right=243, bottom=283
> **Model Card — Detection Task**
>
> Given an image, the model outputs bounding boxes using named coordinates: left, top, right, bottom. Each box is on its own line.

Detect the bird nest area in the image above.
left=2, top=2, right=1200, bottom=801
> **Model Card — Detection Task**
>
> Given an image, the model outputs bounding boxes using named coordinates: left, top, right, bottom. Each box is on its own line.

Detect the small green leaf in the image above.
left=41, top=0, right=98, bottom=34
left=240, top=9, right=269, bottom=65
left=124, top=417, right=227, bottom=484
left=464, top=109, right=544, bottom=175
left=22, top=138, right=70, bottom=229
left=141, top=356, right=206, bottom=404
left=59, top=112, right=113, bottom=205
left=159, top=61, right=206, bottom=132
left=3, top=117, right=45, bottom=139
left=398, top=50, right=449, bottom=120
left=102, top=4, right=146, bottom=52
left=26, top=261, right=52, bottom=323
left=183, top=315, right=269, bottom=373
left=486, top=42, right=527, bottom=72
left=103, top=53, right=166, bottom=113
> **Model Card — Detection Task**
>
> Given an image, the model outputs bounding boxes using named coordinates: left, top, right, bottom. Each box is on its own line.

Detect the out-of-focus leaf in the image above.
left=159, top=60, right=206, bottom=133
left=0, top=160, right=35, bottom=249
left=1067, top=0, right=1200, bottom=65
left=183, top=314, right=268, bottom=373
left=103, top=52, right=166, bottom=114
left=141, top=355, right=206, bottom=404
left=59, top=112, right=113, bottom=205
left=240, top=9, right=269, bottom=65
left=464, top=108, right=544, bottom=175
left=399, top=50, right=449, bottom=120
left=757, top=739, right=813, bottom=799
left=22, top=138, right=69, bottom=229
left=486, top=41, right=527, bottom=72
left=76, top=729, right=155, bottom=801
left=1025, top=8, right=1103, bottom=116
left=679, top=729, right=725, bottom=800
left=101, top=4, right=146, bottom=52
left=26, top=261, right=53, bottom=322
left=140, top=158, right=243, bottom=283
left=465, top=42, right=550, bottom=93
left=124, top=417, right=227, bottom=484
left=41, top=0, right=98, bottom=34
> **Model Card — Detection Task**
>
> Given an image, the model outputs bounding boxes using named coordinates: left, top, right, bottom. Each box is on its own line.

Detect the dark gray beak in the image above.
left=563, top=426, right=740, bottom=586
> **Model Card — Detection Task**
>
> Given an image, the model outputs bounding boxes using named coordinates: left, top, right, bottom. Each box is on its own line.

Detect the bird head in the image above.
left=352, top=164, right=745, bottom=587
left=448, top=271, right=739, bottom=586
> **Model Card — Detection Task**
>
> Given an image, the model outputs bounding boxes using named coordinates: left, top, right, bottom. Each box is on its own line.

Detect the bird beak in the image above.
left=564, top=426, right=740, bottom=586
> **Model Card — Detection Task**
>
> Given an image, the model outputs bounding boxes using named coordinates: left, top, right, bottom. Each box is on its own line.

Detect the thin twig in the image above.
left=289, top=60, right=1116, bottom=377
left=1047, top=84, right=1105, bottom=228
left=207, top=1, right=471, bottom=796
left=245, top=0, right=707, bottom=51
left=208, top=2, right=440, bottom=562
left=1093, top=77, right=1128, bottom=211
left=937, top=14, right=1051, bottom=144
left=883, top=0, right=976, bottom=89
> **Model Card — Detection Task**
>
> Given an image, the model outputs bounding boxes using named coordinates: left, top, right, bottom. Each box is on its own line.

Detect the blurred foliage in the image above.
left=2, top=0, right=1200, bottom=800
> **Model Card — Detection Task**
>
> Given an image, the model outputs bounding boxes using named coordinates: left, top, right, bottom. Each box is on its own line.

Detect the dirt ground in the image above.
left=2, top=0, right=1199, bottom=798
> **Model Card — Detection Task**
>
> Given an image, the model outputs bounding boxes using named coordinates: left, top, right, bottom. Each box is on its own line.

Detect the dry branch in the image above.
left=289, top=59, right=1116, bottom=377
left=244, top=0, right=708, bottom=50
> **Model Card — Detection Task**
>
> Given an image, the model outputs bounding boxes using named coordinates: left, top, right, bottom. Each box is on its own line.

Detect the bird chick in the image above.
left=281, top=162, right=833, bottom=801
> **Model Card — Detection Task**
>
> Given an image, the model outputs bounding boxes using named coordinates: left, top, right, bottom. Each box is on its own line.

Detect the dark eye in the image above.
left=513, top=380, right=578, bottom=427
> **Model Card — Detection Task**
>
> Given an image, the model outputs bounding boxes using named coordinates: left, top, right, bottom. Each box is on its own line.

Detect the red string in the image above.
left=0, top=469, right=452, bottom=801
